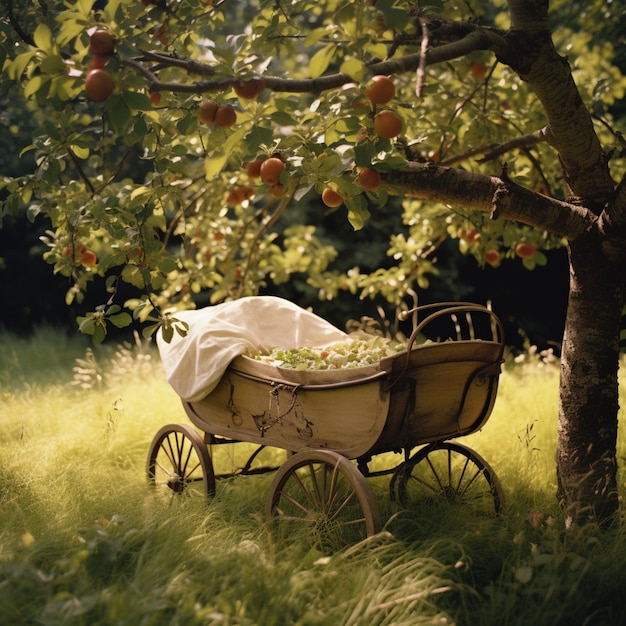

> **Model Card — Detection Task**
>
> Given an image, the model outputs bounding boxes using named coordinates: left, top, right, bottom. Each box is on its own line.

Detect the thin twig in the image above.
left=415, top=17, right=430, bottom=97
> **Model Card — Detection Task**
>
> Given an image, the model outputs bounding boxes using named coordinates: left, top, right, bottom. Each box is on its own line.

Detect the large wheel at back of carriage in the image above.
left=147, top=424, right=215, bottom=500
left=266, top=450, right=382, bottom=548
left=390, top=441, right=504, bottom=515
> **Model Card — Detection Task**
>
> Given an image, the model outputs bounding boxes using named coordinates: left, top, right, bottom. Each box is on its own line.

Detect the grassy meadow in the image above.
left=1, top=328, right=626, bottom=625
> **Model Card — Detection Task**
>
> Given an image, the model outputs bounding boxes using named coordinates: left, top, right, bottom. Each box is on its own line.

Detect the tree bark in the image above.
left=557, top=234, right=624, bottom=524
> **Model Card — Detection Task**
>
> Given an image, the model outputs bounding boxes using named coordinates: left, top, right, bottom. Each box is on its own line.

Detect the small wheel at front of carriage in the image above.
left=266, top=450, right=382, bottom=550
left=390, top=441, right=505, bottom=515
left=147, top=424, right=216, bottom=500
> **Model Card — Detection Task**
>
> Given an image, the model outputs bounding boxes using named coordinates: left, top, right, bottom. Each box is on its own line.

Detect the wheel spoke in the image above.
left=309, top=462, right=325, bottom=508
left=154, top=459, right=176, bottom=480
left=161, top=435, right=178, bottom=472
left=406, top=471, right=440, bottom=495
left=181, top=462, right=204, bottom=485
left=328, top=489, right=358, bottom=523
left=294, top=464, right=318, bottom=507
left=453, top=454, right=471, bottom=492
left=276, top=487, right=316, bottom=516
left=457, top=464, right=487, bottom=498
left=425, top=455, right=445, bottom=491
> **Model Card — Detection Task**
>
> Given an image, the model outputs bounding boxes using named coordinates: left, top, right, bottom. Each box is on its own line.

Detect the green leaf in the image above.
left=375, top=0, right=411, bottom=30
left=109, top=312, right=132, bottom=328
left=176, top=112, right=197, bottom=135
left=157, top=258, right=178, bottom=273
left=122, top=90, right=152, bottom=112
left=58, top=18, right=89, bottom=48
left=77, top=316, right=96, bottom=335
left=142, top=323, right=161, bottom=340
left=375, top=156, right=407, bottom=171
left=304, top=27, right=329, bottom=47
left=271, top=110, right=299, bottom=126
left=19, top=144, right=36, bottom=158
left=175, top=323, right=188, bottom=338
left=334, top=117, right=361, bottom=134
left=161, top=324, right=174, bottom=343
left=26, top=204, right=42, bottom=222
left=105, top=95, right=131, bottom=133
left=309, top=44, right=335, bottom=79
left=71, top=145, right=90, bottom=160
left=346, top=194, right=370, bottom=230
left=222, top=126, right=249, bottom=157
left=121, top=265, right=145, bottom=289
left=340, top=58, right=366, bottom=82
left=92, top=324, right=106, bottom=344
left=6, top=51, right=37, bottom=81
left=40, top=54, right=66, bottom=75
left=354, top=140, right=379, bottom=167
left=168, top=144, right=187, bottom=157
left=33, top=23, right=53, bottom=52
left=23, top=75, right=48, bottom=99
left=245, top=125, right=274, bottom=153
left=204, top=152, right=229, bottom=179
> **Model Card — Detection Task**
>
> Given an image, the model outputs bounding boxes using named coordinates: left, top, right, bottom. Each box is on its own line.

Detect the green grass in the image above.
left=1, top=330, right=626, bottom=625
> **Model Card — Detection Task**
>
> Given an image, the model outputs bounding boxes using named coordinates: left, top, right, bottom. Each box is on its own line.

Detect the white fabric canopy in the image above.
left=156, top=296, right=348, bottom=401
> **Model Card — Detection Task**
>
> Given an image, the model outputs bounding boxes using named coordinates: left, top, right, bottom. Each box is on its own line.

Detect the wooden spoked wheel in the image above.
left=266, top=450, right=382, bottom=548
left=390, top=441, right=504, bottom=514
left=147, top=424, right=215, bottom=500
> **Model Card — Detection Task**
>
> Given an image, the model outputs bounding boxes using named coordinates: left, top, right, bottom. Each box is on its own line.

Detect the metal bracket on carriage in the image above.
left=253, top=383, right=302, bottom=436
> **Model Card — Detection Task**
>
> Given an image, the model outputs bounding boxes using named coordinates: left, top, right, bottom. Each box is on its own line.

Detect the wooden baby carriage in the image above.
left=147, top=302, right=506, bottom=544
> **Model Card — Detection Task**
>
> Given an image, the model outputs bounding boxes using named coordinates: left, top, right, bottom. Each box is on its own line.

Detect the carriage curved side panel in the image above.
left=183, top=359, right=393, bottom=458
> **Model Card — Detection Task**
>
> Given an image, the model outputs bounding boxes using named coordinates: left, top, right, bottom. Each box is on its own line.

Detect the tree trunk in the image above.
left=557, top=232, right=624, bottom=524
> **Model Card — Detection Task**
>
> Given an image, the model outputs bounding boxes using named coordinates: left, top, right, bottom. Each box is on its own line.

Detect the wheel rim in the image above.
left=266, top=450, right=381, bottom=549
left=147, top=424, right=215, bottom=500
left=391, top=441, right=504, bottom=514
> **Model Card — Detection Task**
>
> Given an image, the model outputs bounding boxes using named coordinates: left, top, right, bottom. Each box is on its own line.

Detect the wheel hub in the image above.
left=167, top=473, right=185, bottom=493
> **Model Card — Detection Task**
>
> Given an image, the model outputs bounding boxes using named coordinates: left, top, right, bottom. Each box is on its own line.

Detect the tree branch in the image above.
left=386, top=161, right=597, bottom=240
left=128, top=24, right=509, bottom=96
left=477, top=127, right=549, bottom=162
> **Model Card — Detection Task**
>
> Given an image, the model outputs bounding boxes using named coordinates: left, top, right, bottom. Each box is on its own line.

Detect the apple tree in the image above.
left=1, top=0, right=625, bottom=524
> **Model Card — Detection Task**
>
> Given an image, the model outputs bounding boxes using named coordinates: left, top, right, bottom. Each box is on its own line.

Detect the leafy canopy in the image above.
left=1, top=0, right=624, bottom=342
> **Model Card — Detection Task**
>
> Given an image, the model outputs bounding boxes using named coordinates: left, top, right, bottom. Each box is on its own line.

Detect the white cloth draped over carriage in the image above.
left=156, top=296, right=348, bottom=402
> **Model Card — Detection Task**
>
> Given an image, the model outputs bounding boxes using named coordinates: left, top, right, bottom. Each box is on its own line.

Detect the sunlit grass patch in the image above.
left=1, top=330, right=626, bottom=625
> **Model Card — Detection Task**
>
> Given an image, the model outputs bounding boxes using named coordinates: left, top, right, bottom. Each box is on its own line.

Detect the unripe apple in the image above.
left=214, top=104, right=237, bottom=128
left=373, top=109, right=402, bottom=139
left=483, top=249, right=501, bottom=266
left=321, top=188, right=344, bottom=208
left=234, top=79, right=266, bottom=100
left=515, top=242, right=536, bottom=259
left=357, top=167, right=382, bottom=191
left=364, top=75, right=395, bottom=105
left=260, top=157, right=285, bottom=186
left=198, top=100, right=219, bottom=124
left=85, top=69, right=114, bottom=102
left=90, top=29, right=115, bottom=56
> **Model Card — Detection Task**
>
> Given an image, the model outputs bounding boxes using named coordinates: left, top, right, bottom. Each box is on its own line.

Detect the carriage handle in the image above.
left=387, top=302, right=506, bottom=390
